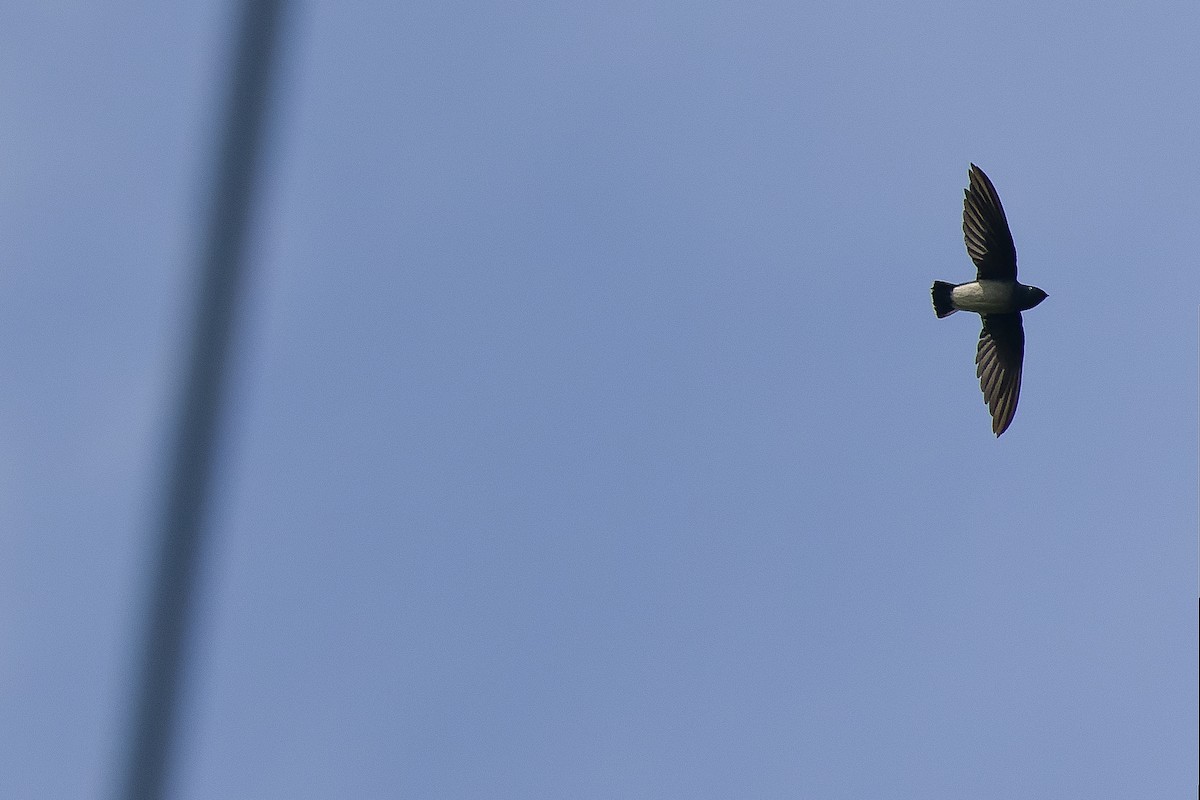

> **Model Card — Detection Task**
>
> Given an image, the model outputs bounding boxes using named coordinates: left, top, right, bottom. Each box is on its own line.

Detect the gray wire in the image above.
left=115, top=2, right=288, bottom=798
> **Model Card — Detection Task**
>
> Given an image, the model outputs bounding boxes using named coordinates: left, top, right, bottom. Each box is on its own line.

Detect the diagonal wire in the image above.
left=115, top=2, right=288, bottom=799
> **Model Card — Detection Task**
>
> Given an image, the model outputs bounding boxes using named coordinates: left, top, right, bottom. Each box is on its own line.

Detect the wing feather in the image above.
left=975, top=313, right=1024, bottom=436
left=963, top=164, right=1018, bottom=280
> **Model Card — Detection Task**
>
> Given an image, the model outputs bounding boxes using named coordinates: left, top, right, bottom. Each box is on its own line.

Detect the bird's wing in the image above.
left=963, top=164, right=1018, bottom=281
left=976, top=313, right=1024, bottom=436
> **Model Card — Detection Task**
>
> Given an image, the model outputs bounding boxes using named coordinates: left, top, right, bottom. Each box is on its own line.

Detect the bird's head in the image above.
left=1024, top=286, right=1048, bottom=309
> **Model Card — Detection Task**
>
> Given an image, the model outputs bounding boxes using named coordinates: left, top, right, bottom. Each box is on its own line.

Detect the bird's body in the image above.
left=931, top=165, right=1048, bottom=436
left=933, top=279, right=1046, bottom=317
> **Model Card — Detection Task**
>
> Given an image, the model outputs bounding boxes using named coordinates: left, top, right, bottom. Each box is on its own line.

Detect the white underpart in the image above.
left=951, top=280, right=1014, bottom=314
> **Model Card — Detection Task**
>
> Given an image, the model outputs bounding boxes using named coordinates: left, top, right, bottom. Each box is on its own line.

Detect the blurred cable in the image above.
left=115, top=2, right=288, bottom=799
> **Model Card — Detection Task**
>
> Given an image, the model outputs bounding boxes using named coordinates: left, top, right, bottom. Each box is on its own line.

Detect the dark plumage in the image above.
left=931, top=165, right=1048, bottom=436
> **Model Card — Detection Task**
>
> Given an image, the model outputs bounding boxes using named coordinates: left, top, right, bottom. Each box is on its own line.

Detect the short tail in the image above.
left=931, top=281, right=957, bottom=318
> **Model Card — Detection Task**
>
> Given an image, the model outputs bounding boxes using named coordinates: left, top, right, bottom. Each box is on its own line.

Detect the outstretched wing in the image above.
left=963, top=164, right=1018, bottom=281
left=976, top=313, right=1024, bottom=436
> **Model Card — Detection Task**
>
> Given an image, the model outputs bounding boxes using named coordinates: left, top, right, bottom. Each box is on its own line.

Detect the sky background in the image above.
left=0, top=2, right=1196, bottom=798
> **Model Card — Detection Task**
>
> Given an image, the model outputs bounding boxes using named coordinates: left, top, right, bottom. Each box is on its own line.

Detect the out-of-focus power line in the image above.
left=115, top=2, right=289, bottom=799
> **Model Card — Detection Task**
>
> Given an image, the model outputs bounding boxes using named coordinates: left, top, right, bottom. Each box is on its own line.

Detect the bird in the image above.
left=931, top=164, right=1048, bottom=436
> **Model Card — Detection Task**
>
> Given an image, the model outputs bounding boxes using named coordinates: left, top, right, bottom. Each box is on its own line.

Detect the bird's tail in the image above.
left=931, top=281, right=957, bottom=318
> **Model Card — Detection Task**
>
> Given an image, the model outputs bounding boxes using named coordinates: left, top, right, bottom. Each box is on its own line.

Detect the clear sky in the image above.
left=0, top=2, right=1196, bottom=798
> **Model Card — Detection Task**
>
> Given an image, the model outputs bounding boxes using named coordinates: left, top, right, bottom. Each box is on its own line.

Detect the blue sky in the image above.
left=0, top=2, right=1196, bottom=797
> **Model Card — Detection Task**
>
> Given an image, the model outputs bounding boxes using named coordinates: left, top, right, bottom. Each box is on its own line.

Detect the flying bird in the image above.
left=931, top=164, right=1048, bottom=436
